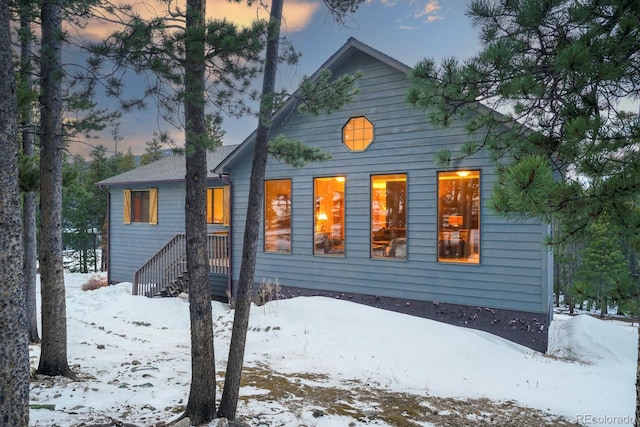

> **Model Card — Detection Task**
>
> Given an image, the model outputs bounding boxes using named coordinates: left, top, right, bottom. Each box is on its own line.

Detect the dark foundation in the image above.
left=240, top=282, right=550, bottom=353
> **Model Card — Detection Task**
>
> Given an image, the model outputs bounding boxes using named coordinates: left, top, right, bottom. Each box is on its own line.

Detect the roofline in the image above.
left=213, top=38, right=530, bottom=174
left=97, top=146, right=237, bottom=186
left=214, top=37, right=412, bottom=174
left=96, top=175, right=228, bottom=188
left=96, top=179, right=184, bottom=187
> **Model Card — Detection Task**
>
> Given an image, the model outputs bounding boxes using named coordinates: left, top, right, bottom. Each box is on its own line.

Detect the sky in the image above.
left=29, top=271, right=637, bottom=426
left=69, top=0, right=482, bottom=158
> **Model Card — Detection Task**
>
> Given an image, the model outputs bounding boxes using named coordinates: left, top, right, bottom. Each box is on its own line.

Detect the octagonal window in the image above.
left=343, top=116, right=373, bottom=151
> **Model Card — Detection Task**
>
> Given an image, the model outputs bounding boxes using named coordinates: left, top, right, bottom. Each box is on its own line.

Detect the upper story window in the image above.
left=207, top=186, right=230, bottom=225
left=437, top=170, right=480, bottom=263
left=264, top=179, right=291, bottom=253
left=371, top=174, right=407, bottom=259
left=314, top=176, right=345, bottom=255
left=123, top=188, right=158, bottom=225
left=342, top=116, right=373, bottom=151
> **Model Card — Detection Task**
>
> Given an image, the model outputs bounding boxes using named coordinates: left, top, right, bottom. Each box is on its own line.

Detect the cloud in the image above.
left=423, top=0, right=440, bottom=14
left=209, top=0, right=321, bottom=32
left=415, top=0, right=443, bottom=22
left=74, top=0, right=320, bottom=42
left=366, top=0, right=397, bottom=6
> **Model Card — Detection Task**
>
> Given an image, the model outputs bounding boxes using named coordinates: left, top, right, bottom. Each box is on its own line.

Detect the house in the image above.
left=99, top=38, right=553, bottom=352
left=97, top=147, right=236, bottom=299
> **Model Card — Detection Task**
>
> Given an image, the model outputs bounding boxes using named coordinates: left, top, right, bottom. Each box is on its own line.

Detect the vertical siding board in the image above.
left=229, top=52, right=550, bottom=315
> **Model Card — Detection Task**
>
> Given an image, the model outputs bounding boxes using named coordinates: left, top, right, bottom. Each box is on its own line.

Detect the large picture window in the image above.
left=438, top=170, right=480, bottom=263
left=207, top=186, right=230, bottom=225
left=265, top=179, right=291, bottom=253
left=371, top=174, right=407, bottom=258
left=314, top=177, right=345, bottom=255
left=123, top=188, right=158, bottom=224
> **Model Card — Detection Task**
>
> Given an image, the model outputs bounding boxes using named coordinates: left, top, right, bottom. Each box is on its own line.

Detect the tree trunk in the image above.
left=183, top=0, right=216, bottom=422
left=93, top=232, right=98, bottom=272
left=23, top=190, right=39, bottom=342
left=217, top=0, right=283, bottom=420
left=0, top=0, right=30, bottom=422
left=101, top=215, right=108, bottom=272
left=20, top=13, right=40, bottom=344
left=636, top=321, right=640, bottom=427
left=600, top=287, right=607, bottom=318
left=568, top=294, right=575, bottom=315
left=37, top=0, right=73, bottom=377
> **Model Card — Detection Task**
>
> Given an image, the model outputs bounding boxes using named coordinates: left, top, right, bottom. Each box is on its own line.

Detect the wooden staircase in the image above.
left=133, top=233, right=229, bottom=297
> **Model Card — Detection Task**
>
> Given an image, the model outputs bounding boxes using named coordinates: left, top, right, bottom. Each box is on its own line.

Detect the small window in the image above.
left=314, top=177, right=345, bottom=255
left=207, top=186, right=229, bottom=225
left=342, top=117, right=373, bottom=151
left=438, top=170, right=480, bottom=263
left=371, top=174, right=407, bottom=259
left=264, top=179, right=291, bottom=253
left=123, top=189, right=157, bottom=224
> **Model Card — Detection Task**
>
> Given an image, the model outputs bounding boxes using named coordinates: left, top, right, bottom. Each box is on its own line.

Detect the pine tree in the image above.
left=140, top=132, right=166, bottom=166
left=38, top=0, right=74, bottom=378
left=407, top=0, right=640, bottom=240
left=0, top=0, right=29, bottom=421
left=572, top=219, right=632, bottom=317
left=218, top=0, right=365, bottom=419
left=86, top=1, right=267, bottom=423
left=18, top=0, right=40, bottom=344
left=406, top=0, right=640, bottom=422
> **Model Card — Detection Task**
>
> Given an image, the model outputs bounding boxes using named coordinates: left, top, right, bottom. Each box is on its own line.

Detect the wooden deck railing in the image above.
left=133, top=233, right=229, bottom=297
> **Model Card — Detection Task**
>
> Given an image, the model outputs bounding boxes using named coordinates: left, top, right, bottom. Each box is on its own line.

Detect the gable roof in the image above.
left=97, top=144, right=238, bottom=186
left=213, top=37, right=411, bottom=174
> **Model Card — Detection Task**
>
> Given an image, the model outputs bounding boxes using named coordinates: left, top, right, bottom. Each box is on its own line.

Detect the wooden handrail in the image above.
left=133, top=232, right=229, bottom=297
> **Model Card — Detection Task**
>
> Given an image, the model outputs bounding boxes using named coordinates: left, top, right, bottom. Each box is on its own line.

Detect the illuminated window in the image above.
left=371, top=174, right=407, bottom=259
left=264, top=180, right=291, bottom=253
left=437, top=170, right=480, bottom=263
left=207, top=186, right=229, bottom=225
left=314, top=177, right=345, bottom=255
left=123, top=189, right=157, bottom=224
left=342, top=117, right=373, bottom=151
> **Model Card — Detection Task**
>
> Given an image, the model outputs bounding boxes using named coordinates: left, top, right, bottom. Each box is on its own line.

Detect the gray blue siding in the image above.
left=107, top=180, right=229, bottom=291
left=108, top=182, right=185, bottom=284
left=229, top=51, right=552, bottom=316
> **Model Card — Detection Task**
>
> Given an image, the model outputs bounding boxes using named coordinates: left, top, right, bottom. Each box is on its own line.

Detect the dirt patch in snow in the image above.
left=29, top=362, right=583, bottom=427
left=235, top=364, right=583, bottom=427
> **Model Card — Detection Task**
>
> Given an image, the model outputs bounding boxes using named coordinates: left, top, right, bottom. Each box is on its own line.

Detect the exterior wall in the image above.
left=107, top=180, right=229, bottom=285
left=229, top=51, right=553, bottom=340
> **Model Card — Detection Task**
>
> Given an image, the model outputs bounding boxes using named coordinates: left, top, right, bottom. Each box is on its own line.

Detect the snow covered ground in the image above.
left=28, top=273, right=637, bottom=426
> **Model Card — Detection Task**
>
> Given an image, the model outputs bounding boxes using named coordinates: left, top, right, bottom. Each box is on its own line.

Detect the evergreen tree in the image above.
left=18, top=0, right=41, bottom=344
left=0, top=0, right=29, bottom=422
left=553, top=236, right=582, bottom=314
left=63, top=155, right=96, bottom=273
left=87, top=1, right=268, bottom=423
left=406, top=0, right=640, bottom=421
left=572, top=219, right=633, bottom=317
left=61, top=146, right=135, bottom=273
left=92, top=0, right=361, bottom=421
left=113, top=147, right=135, bottom=172
left=407, top=0, right=640, bottom=241
left=218, top=0, right=365, bottom=419
left=38, top=0, right=75, bottom=378
left=180, top=0, right=217, bottom=422
left=140, top=132, right=166, bottom=165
